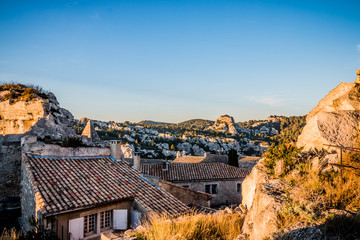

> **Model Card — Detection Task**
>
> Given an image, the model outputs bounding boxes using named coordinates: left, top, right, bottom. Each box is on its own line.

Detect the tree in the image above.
left=228, top=149, right=239, bottom=167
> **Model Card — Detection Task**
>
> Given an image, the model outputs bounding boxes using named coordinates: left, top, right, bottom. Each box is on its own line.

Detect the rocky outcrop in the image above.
left=0, top=86, right=76, bottom=142
left=0, top=100, right=46, bottom=135
left=298, top=69, right=360, bottom=151
left=241, top=158, right=288, bottom=240
left=82, top=120, right=100, bottom=142
left=209, top=114, right=239, bottom=134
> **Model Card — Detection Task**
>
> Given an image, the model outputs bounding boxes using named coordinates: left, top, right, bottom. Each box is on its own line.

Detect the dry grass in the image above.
left=132, top=211, right=244, bottom=240
left=0, top=83, right=48, bottom=103
left=275, top=151, right=360, bottom=230
left=0, top=228, right=20, bottom=240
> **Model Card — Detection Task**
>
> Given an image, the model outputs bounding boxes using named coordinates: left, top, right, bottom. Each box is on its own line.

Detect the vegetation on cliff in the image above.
left=0, top=83, right=49, bottom=103
left=263, top=145, right=360, bottom=238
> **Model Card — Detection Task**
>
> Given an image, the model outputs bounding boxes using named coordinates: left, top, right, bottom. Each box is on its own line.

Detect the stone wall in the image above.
left=20, top=157, right=36, bottom=231
left=22, top=139, right=110, bottom=157
left=0, top=135, right=22, bottom=205
left=173, top=179, right=244, bottom=207
left=159, top=180, right=211, bottom=207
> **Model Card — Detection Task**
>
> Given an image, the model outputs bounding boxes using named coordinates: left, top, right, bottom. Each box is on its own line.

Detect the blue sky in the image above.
left=1, top=0, right=360, bottom=123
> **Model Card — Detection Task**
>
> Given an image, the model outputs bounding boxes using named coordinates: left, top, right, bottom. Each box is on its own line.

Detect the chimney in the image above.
left=162, top=161, right=169, bottom=171
left=133, top=152, right=141, bottom=170
left=176, top=151, right=181, bottom=158
left=110, top=140, right=123, bottom=160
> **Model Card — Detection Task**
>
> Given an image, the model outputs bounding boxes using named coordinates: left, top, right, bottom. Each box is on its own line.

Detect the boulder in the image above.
left=298, top=69, right=360, bottom=151
left=274, top=160, right=286, bottom=177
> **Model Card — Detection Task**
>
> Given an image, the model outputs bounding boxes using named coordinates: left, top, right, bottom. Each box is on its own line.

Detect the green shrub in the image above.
left=263, top=143, right=301, bottom=175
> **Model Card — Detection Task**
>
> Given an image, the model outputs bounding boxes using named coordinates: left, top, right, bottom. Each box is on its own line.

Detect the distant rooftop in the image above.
left=141, top=162, right=249, bottom=182
left=172, top=154, right=228, bottom=164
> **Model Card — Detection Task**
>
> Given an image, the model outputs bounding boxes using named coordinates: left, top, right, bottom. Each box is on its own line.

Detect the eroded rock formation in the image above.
left=297, top=69, right=360, bottom=151
left=209, top=114, right=239, bottom=134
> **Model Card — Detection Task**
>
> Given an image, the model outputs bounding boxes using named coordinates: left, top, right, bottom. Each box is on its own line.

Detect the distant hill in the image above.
left=139, top=120, right=171, bottom=126
left=177, top=119, right=214, bottom=129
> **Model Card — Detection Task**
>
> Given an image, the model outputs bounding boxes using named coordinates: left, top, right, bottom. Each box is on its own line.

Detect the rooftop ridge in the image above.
left=25, top=153, right=110, bottom=159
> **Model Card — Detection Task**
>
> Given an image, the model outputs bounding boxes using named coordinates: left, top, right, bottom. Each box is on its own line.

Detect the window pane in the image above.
left=101, top=210, right=112, bottom=230
left=205, top=185, right=210, bottom=193
left=84, top=213, right=97, bottom=236
left=212, top=184, right=217, bottom=194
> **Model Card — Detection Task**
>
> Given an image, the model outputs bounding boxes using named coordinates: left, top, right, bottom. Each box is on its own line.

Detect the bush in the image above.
left=263, top=143, right=301, bottom=175
left=0, top=83, right=48, bottom=103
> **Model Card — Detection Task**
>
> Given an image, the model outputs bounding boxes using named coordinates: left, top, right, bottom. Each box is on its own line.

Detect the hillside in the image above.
left=177, top=119, right=214, bottom=130
left=75, top=114, right=305, bottom=160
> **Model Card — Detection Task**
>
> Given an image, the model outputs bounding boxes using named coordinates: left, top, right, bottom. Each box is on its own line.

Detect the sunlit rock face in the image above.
left=0, top=85, right=76, bottom=141
left=0, top=100, right=46, bottom=135
left=209, top=114, right=238, bottom=134
left=297, top=69, right=360, bottom=151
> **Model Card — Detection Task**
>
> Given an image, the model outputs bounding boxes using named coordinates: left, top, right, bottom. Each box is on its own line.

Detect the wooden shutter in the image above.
left=113, top=209, right=128, bottom=230
left=68, top=217, right=84, bottom=240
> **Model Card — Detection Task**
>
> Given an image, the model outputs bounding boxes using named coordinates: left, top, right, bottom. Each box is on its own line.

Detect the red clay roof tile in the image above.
left=24, top=154, right=188, bottom=216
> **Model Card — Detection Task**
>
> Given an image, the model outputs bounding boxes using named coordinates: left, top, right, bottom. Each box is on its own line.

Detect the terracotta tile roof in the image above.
left=24, top=154, right=188, bottom=216
left=141, top=162, right=250, bottom=182
left=172, top=154, right=228, bottom=164
left=172, top=156, right=204, bottom=163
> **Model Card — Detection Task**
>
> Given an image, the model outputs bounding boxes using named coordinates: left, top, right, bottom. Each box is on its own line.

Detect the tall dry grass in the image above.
left=277, top=152, right=360, bottom=229
left=0, top=228, right=19, bottom=240
left=133, top=211, right=244, bottom=240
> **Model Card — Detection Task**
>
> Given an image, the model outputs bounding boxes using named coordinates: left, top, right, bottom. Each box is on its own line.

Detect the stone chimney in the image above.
left=133, top=152, right=141, bottom=170
left=110, top=140, right=123, bottom=160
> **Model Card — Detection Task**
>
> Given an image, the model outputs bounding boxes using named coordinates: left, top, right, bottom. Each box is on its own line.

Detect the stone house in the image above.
left=21, top=154, right=188, bottom=240
left=141, top=162, right=250, bottom=207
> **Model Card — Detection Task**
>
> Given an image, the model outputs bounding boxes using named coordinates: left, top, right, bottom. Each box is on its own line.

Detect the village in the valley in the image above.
left=1, top=1, right=360, bottom=239
left=0, top=84, right=263, bottom=239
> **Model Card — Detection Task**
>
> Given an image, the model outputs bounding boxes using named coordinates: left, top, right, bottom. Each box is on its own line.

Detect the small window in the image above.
left=205, top=184, right=218, bottom=194
left=237, top=183, right=241, bottom=193
left=84, top=213, right=97, bottom=236
left=100, top=210, right=112, bottom=230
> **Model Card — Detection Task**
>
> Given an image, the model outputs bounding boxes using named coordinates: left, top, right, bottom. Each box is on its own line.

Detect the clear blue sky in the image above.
left=1, top=0, right=360, bottom=123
